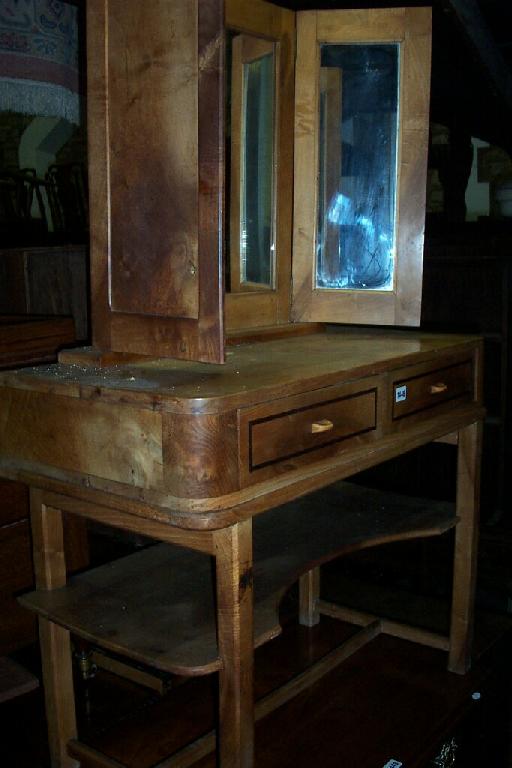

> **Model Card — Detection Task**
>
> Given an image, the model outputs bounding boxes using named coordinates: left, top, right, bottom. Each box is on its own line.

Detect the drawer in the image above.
left=392, top=360, right=473, bottom=420
left=243, top=382, right=378, bottom=473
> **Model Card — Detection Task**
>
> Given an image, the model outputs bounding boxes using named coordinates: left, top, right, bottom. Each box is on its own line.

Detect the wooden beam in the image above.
left=319, top=601, right=450, bottom=651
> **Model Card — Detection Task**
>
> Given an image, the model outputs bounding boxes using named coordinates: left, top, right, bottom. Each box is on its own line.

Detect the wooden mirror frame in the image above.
left=292, top=8, right=432, bottom=327
left=225, top=0, right=295, bottom=332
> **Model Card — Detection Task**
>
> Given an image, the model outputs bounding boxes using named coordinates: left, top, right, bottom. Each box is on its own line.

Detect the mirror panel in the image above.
left=316, top=43, right=399, bottom=292
left=292, top=8, right=431, bottom=327
left=229, top=34, right=277, bottom=293
left=241, top=45, right=275, bottom=286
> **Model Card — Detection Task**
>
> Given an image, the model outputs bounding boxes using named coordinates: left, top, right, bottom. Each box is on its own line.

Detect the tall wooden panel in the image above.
left=87, top=0, right=225, bottom=363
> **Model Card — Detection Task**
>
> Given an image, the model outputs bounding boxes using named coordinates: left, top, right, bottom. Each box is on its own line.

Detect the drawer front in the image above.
left=248, top=387, right=377, bottom=470
left=392, top=360, right=473, bottom=420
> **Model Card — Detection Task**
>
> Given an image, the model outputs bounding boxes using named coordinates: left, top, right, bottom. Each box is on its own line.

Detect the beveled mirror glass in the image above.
left=228, top=34, right=277, bottom=292
left=316, top=43, right=399, bottom=291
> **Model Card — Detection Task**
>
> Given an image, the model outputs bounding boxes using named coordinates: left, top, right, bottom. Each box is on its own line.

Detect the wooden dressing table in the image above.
left=0, top=329, right=483, bottom=767
left=0, top=2, right=484, bottom=767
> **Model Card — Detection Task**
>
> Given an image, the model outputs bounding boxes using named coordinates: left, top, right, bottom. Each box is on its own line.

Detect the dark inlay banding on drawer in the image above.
left=249, top=389, right=377, bottom=470
left=392, top=360, right=473, bottom=420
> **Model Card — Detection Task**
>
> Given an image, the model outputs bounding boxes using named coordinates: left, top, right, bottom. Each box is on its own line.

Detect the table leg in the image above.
left=448, top=420, right=482, bottom=674
left=299, top=567, right=320, bottom=627
left=30, top=489, right=79, bottom=768
left=214, top=519, right=254, bottom=767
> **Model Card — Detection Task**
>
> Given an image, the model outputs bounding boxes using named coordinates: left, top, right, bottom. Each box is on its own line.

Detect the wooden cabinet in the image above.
left=0, top=4, right=485, bottom=768
left=85, top=0, right=431, bottom=363
left=0, top=332, right=484, bottom=767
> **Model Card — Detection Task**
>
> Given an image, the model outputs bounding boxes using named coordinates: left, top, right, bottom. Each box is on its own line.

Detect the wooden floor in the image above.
left=2, top=566, right=512, bottom=768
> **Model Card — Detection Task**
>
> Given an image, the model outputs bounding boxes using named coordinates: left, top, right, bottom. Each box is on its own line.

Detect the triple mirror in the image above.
left=225, top=2, right=431, bottom=330
left=87, top=0, right=431, bottom=363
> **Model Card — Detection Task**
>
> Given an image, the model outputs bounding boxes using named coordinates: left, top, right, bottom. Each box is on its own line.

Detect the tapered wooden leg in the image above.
left=30, top=489, right=79, bottom=768
left=299, top=567, right=320, bottom=627
left=448, top=421, right=482, bottom=674
left=214, top=520, right=254, bottom=768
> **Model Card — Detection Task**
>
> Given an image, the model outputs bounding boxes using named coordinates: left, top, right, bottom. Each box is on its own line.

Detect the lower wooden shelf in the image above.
left=19, top=482, right=456, bottom=677
left=66, top=612, right=512, bottom=768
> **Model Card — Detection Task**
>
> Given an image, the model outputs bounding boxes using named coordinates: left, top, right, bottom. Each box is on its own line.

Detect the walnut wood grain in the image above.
left=108, top=0, right=199, bottom=321
left=392, top=359, right=473, bottom=420
left=247, top=385, right=377, bottom=470
left=319, top=602, right=450, bottom=651
left=0, top=388, right=164, bottom=490
left=86, top=0, right=224, bottom=363
left=163, top=411, right=240, bottom=498
left=448, top=421, right=482, bottom=673
left=30, top=491, right=78, bottom=768
left=0, top=333, right=483, bottom=534
left=214, top=520, right=254, bottom=767
left=0, top=315, right=75, bottom=369
left=67, top=614, right=512, bottom=768
left=0, top=403, right=484, bottom=533
left=226, top=322, right=325, bottom=345
left=225, top=0, right=295, bottom=332
left=292, top=8, right=432, bottom=326
left=0, top=331, right=480, bottom=415
left=86, top=0, right=112, bottom=352
left=20, top=482, right=456, bottom=677
left=41, top=492, right=215, bottom=555
left=196, top=0, right=225, bottom=364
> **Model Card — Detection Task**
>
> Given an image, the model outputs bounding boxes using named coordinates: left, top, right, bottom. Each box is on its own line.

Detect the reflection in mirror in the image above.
left=316, top=44, right=399, bottom=291
left=228, top=34, right=276, bottom=292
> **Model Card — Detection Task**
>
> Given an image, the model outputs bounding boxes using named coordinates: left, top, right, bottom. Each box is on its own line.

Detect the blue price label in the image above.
left=395, top=385, right=407, bottom=403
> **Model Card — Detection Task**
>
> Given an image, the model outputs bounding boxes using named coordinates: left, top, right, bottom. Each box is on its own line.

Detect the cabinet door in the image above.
left=87, top=0, right=225, bottom=362
left=225, top=0, right=295, bottom=331
left=292, top=8, right=431, bottom=327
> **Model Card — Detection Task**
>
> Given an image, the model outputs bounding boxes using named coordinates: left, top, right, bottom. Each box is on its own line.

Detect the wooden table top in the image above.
left=0, top=328, right=480, bottom=414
